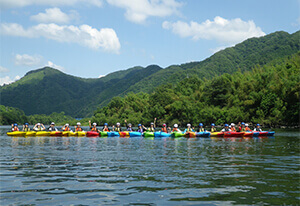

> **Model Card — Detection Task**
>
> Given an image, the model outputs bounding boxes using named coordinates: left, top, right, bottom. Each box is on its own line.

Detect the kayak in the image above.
left=25, top=131, right=36, bottom=136
left=196, top=132, right=211, bottom=138
left=68, top=131, right=76, bottom=136
left=185, top=132, right=196, bottom=138
left=7, top=131, right=26, bottom=136
left=119, top=131, right=129, bottom=137
left=86, top=131, right=99, bottom=137
left=243, top=132, right=253, bottom=137
left=100, top=131, right=108, bottom=137
left=107, top=131, right=120, bottom=137
left=144, top=132, right=154, bottom=138
left=210, top=132, right=224, bottom=137
left=50, top=131, right=62, bottom=136
left=36, top=131, right=51, bottom=136
left=253, top=131, right=268, bottom=137
left=267, top=131, right=275, bottom=136
left=62, top=131, right=70, bottom=136
left=170, top=132, right=184, bottom=138
left=129, top=132, right=142, bottom=137
left=75, top=131, right=86, bottom=136
left=224, top=132, right=245, bottom=137
left=154, top=132, right=171, bottom=138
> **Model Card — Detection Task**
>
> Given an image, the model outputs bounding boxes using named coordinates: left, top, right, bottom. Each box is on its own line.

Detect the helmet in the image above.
left=51, top=122, right=55, bottom=125
left=104, top=123, right=108, bottom=126
left=93, top=123, right=97, bottom=126
left=211, top=123, right=215, bottom=126
left=187, top=123, right=191, bottom=127
left=77, top=122, right=81, bottom=125
left=256, top=124, right=260, bottom=126
left=245, top=123, right=249, bottom=127
left=116, top=122, right=120, bottom=126
left=231, top=123, right=235, bottom=126
left=66, top=123, right=69, bottom=127
left=128, top=123, right=132, bottom=126
left=225, top=124, right=229, bottom=127
left=37, top=123, right=41, bottom=126
left=138, top=124, right=142, bottom=127
left=14, top=123, right=18, bottom=126
left=163, top=123, right=166, bottom=127
left=151, top=122, right=154, bottom=125
left=25, top=123, right=29, bottom=125
left=199, top=123, right=203, bottom=126
left=174, top=124, right=178, bottom=128
left=241, top=122, right=245, bottom=125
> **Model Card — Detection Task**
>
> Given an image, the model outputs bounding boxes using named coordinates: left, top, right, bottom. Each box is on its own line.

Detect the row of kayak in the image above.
left=7, top=131, right=275, bottom=138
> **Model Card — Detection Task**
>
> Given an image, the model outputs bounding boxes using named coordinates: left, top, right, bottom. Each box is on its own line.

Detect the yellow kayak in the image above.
left=7, top=131, right=26, bottom=136
left=69, top=131, right=76, bottom=136
left=50, top=131, right=62, bottom=136
left=62, top=131, right=70, bottom=136
left=25, top=131, right=36, bottom=136
left=75, top=131, right=86, bottom=136
left=35, top=131, right=51, bottom=136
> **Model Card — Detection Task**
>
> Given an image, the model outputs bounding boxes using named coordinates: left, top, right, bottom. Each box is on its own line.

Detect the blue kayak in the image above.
left=107, top=131, right=120, bottom=137
left=129, top=132, right=142, bottom=137
left=195, top=132, right=211, bottom=138
left=267, top=131, right=275, bottom=136
left=154, top=132, right=171, bottom=138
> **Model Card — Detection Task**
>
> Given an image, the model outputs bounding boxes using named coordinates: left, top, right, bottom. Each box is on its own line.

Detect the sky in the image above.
left=0, top=0, right=299, bottom=85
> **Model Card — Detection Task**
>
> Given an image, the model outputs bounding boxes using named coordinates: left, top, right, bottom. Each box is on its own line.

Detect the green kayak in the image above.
left=100, top=131, right=108, bottom=137
left=144, top=132, right=154, bottom=138
left=170, top=132, right=184, bottom=138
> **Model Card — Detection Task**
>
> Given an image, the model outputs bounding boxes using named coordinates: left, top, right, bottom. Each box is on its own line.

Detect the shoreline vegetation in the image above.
left=1, top=52, right=299, bottom=129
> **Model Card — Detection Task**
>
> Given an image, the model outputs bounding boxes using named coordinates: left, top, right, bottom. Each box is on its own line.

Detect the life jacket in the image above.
left=24, top=127, right=30, bottom=132
left=64, top=127, right=70, bottom=131
left=231, top=127, right=236, bottom=132
left=245, top=127, right=251, bottom=131
left=172, top=128, right=178, bottom=132
left=186, top=127, right=193, bottom=132
left=127, top=127, right=133, bottom=132
left=103, top=128, right=110, bottom=132
left=115, top=127, right=121, bottom=132
left=91, top=127, right=97, bottom=132
left=198, top=128, right=204, bottom=132
left=76, top=127, right=82, bottom=131
left=223, top=128, right=230, bottom=131
left=241, top=127, right=246, bottom=132
left=211, top=127, right=217, bottom=132
left=148, top=127, right=155, bottom=132
left=37, top=127, right=42, bottom=131
left=137, top=129, right=143, bottom=133
left=12, top=127, right=19, bottom=131
left=161, top=127, right=167, bottom=133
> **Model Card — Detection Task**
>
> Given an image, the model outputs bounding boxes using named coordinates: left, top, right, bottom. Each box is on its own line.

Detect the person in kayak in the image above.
left=253, top=124, right=262, bottom=132
left=240, top=122, right=246, bottom=132
left=22, top=123, right=30, bottom=132
left=172, top=124, right=182, bottom=132
left=48, top=122, right=58, bottom=131
left=147, top=122, right=156, bottom=132
left=244, top=123, right=252, bottom=132
left=210, top=123, right=217, bottom=132
left=103, top=123, right=110, bottom=132
left=230, top=123, right=237, bottom=132
left=161, top=123, right=170, bottom=133
left=113, top=122, right=122, bottom=132
left=221, top=124, right=230, bottom=132
left=75, top=122, right=83, bottom=131
left=12, top=123, right=19, bottom=131
left=62, top=123, right=71, bottom=131
left=184, top=123, right=195, bottom=133
left=89, top=120, right=100, bottom=132
left=33, top=123, right=46, bottom=131
left=137, top=124, right=144, bottom=133
left=197, top=123, right=205, bottom=132
left=124, top=120, right=134, bottom=132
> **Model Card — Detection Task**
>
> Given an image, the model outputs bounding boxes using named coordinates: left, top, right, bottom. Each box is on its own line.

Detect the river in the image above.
left=0, top=127, right=299, bottom=205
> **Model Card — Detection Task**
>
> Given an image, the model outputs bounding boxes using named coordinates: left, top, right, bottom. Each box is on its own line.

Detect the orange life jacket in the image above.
left=13, top=127, right=19, bottom=131
left=231, top=127, right=236, bottom=132
left=245, top=127, right=251, bottom=132
left=64, top=127, right=70, bottom=131
left=103, top=128, right=110, bottom=132
left=172, top=128, right=178, bottom=132
left=76, top=127, right=82, bottom=131
left=91, top=127, right=97, bottom=132
left=161, top=127, right=167, bottom=133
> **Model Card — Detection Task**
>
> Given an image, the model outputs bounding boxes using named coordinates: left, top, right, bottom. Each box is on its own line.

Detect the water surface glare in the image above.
left=0, top=130, right=299, bottom=205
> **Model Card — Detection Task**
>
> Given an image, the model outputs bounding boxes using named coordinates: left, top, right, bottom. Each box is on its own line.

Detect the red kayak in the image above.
left=185, top=132, right=196, bottom=138
left=258, top=131, right=268, bottom=136
left=243, top=132, right=253, bottom=137
left=50, top=131, right=62, bottom=136
left=224, top=132, right=245, bottom=137
left=86, top=131, right=99, bottom=137
left=119, top=131, right=129, bottom=137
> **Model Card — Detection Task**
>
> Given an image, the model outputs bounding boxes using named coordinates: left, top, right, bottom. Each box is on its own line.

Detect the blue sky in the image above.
left=0, top=0, right=299, bottom=85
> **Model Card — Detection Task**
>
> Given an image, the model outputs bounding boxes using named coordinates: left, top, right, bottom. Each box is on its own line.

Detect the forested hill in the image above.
left=0, top=30, right=299, bottom=117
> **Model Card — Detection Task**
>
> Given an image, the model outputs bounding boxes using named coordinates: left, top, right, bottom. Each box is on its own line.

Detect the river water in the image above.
left=0, top=127, right=299, bottom=205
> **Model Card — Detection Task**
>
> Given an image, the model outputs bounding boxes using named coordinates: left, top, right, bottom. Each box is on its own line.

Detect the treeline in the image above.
left=92, top=53, right=300, bottom=127
left=0, top=105, right=77, bottom=126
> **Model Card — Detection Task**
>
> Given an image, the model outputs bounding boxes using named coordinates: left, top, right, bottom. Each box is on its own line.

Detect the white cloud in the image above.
left=30, top=7, right=79, bottom=24
left=0, top=66, right=9, bottom=73
left=1, top=23, right=121, bottom=53
left=46, top=61, right=65, bottom=72
left=163, top=16, right=265, bottom=45
left=0, top=75, right=20, bottom=86
left=14, top=54, right=43, bottom=66
left=0, top=0, right=102, bottom=9
left=106, top=0, right=182, bottom=24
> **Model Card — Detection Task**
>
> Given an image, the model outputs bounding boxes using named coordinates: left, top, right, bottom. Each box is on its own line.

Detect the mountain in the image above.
left=1, top=30, right=299, bottom=117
